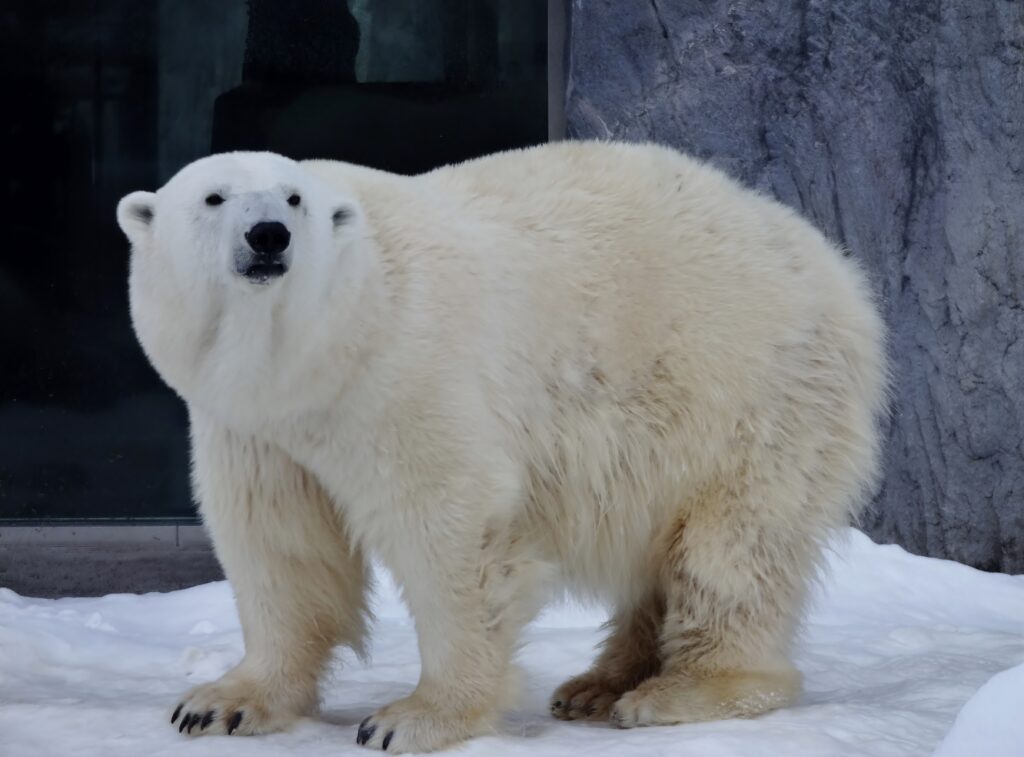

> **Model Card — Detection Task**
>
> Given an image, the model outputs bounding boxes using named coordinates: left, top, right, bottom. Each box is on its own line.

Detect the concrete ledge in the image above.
left=0, top=524, right=177, bottom=544
left=0, top=524, right=224, bottom=598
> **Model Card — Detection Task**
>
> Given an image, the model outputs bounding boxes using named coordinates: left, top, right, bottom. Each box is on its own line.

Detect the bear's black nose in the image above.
left=245, top=221, right=290, bottom=256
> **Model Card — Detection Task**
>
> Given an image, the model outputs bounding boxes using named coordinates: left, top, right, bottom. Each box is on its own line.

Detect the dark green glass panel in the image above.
left=0, top=0, right=548, bottom=521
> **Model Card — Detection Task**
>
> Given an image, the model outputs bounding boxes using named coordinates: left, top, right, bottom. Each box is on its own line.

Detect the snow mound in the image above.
left=1, top=528, right=1022, bottom=757
left=932, top=662, right=1024, bottom=757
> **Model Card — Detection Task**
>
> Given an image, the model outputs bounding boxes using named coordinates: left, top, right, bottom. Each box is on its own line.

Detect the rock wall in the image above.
left=565, top=0, right=1024, bottom=571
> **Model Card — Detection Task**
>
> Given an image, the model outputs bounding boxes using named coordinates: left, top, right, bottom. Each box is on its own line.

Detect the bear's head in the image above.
left=116, top=152, right=368, bottom=419
left=117, top=151, right=361, bottom=289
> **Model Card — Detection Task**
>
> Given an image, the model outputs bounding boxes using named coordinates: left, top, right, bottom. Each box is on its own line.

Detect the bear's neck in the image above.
left=149, top=260, right=393, bottom=434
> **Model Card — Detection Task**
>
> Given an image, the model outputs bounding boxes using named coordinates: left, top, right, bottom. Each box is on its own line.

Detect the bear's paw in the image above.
left=355, top=693, right=488, bottom=753
left=171, top=668, right=308, bottom=738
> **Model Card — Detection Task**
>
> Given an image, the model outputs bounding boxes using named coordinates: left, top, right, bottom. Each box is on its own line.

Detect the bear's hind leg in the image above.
left=172, top=411, right=371, bottom=738
left=550, top=592, right=663, bottom=721
left=610, top=488, right=815, bottom=728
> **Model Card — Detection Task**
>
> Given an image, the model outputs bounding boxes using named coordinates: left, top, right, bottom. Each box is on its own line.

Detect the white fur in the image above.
left=117, top=142, right=887, bottom=752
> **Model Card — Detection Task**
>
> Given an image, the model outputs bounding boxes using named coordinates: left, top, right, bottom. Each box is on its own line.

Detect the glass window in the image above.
left=0, top=0, right=548, bottom=521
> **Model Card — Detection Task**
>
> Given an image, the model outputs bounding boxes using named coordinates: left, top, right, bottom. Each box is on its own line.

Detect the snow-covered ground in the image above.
left=1, top=529, right=1022, bottom=757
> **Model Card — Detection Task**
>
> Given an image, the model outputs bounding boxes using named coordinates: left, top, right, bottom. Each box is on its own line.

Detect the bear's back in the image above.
left=304, top=142, right=883, bottom=451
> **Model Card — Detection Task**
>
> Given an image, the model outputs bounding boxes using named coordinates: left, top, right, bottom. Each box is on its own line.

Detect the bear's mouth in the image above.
left=240, top=260, right=289, bottom=284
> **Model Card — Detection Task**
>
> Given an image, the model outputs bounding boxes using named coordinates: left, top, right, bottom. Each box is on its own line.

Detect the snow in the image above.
left=1, top=528, right=1022, bottom=757
left=933, top=662, right=1024, bottom=757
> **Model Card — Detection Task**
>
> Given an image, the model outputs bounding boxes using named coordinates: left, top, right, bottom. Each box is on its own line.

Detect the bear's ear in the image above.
left=331, top=200, right=361, bottom=232
left=116, top=191, right=156, bottom=245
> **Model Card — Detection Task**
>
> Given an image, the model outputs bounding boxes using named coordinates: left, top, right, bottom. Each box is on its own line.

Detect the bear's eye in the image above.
left=287, top=193, right=301, bottom=207
left=205, top=193, right=225, bottom=207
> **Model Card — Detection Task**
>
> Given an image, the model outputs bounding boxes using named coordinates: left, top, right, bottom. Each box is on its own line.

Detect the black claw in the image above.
left=356, top=718, right=376, bottom=746
left=179, top=713, right=189, bottom=733
left=188, top=713, right=201, bottom=733
left=171, top=704, right=183, bottom=724
left=227, top=711, right=243, bottom=735
left=382, top=730, right=394, bottom=750
left=200, top=710, right=215, bottom=730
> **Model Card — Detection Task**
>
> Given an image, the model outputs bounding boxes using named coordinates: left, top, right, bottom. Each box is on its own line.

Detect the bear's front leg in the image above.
left=356, top=468, right=545, bottom=753
left=173, top=411, right=371, bottom=737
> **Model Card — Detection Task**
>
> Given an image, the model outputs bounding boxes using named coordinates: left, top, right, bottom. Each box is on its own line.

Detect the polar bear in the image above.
left=116, top=142, right=887, bottom=753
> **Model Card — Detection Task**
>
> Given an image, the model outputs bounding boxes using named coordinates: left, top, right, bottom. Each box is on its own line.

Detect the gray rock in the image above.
left=565, top=0, right=1024, bottom=572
